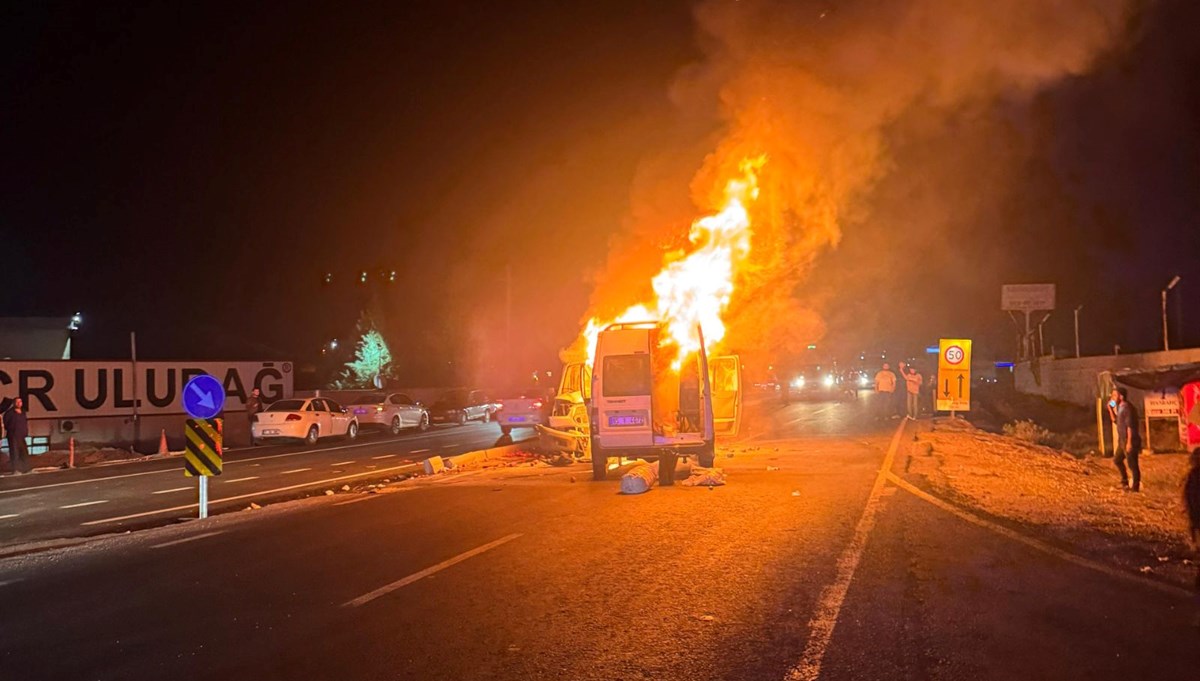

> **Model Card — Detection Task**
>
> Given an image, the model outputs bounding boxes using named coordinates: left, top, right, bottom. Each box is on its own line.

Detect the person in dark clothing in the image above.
left=245, top=388, right=267, bottom=446
left=1112, top=387, right=1142, bottom=492
left=1184, top=447, right=1200, bottom=628
left=3, top=398, right=31, bottom=475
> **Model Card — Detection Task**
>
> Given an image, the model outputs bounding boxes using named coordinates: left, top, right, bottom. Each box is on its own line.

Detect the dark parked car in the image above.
left=428, top=389, right=492, bottom=426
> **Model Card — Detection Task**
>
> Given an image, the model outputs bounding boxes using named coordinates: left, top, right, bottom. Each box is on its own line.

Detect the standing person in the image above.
left=1183, top=447, right=1200, bottom=628
left=873, top=363, right=897, bottom=420
left=245, top=387, right=267, bottom=446
left=1112, top=387, right=1142, bottom=492
left=3, top=398, right=31, bottom=475
left=904, top=366, right=924, bottom=420
left=895, top=361, right=909, bottom=419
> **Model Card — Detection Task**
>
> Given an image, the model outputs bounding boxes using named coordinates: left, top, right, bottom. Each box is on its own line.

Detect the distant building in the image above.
left=0, top=317, right=74, bottom=360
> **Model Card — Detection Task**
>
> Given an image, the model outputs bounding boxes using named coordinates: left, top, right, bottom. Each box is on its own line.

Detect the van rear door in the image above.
left=593, top=326, right=655, bottom=449
left=710, top=355, right=743, bottom=436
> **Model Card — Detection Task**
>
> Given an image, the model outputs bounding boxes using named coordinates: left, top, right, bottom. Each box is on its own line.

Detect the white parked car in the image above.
left=348, top=392, right=430, bottom=435
left=251, top=397, right=358, bottom=445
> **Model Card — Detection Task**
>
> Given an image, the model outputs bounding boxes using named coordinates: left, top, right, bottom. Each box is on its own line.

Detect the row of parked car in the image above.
left=249, top=388, right=548, bottom=445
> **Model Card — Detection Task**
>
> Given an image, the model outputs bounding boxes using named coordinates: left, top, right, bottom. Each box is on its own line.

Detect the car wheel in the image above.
left=304, top=426, right=319, bottom=446
left=500, top=425, right=511, bottom=436
left=419, top=412, right=430, bottom=431
left=457, top=412, right=467, bottom=426
left=390, top=417, right=402, bottom=436
left=346, top=421, right=358, bottom=440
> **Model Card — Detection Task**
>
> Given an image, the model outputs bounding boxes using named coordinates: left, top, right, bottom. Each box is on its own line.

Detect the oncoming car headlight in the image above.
left=791, top=377, right=806, bottom=389
left=822, top=375, right=835, bottom=388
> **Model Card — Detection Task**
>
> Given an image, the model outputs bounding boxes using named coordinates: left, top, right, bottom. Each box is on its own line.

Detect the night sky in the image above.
left=3, top=1, right=1198, bottom=386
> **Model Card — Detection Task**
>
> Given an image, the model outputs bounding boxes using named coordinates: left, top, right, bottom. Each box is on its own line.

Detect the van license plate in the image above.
left=608, top=414, right=645, bottom=427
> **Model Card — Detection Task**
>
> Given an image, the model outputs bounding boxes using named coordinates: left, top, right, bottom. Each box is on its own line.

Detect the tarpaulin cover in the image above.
left=1110, top=363, right=1200, bottom=391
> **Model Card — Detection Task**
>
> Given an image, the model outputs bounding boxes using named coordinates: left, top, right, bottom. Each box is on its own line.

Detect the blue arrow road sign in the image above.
left=183, top=374, right=226, bottom=420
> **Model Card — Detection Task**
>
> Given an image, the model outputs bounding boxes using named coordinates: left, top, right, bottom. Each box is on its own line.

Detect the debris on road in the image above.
left=696, top=614, right=716, bottom=622
left=340, top=484, right=350, bottom=492
left=422, top=456, right=447, bottom=475
left=766, top=465, right=780, bottom=471
left=620, top=463, right=658, bottom=494
left=324, top=490, right=334, bottom=496
left=681, top=466, right=726, bottom=487
left=246, top=502, right=262, bottom=511
left=791, top=490, right=801, bottom=497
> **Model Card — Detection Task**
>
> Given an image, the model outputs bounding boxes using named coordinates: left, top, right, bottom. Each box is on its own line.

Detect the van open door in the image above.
left=710, top=355, right=743, bottom=437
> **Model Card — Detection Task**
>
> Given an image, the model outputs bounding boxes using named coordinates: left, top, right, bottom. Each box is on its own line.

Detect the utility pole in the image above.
left=1073, top=305, right=1083, bottom=358
left=131, top=331, right=140, bottom=450
left=1162, top=275, right=1180, bottom=351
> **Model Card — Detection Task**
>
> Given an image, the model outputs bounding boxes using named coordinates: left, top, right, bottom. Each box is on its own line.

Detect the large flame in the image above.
left=582, top=156, right=765, bottom=368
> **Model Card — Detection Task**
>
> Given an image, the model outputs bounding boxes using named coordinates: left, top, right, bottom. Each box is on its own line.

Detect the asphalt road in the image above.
left=0, top=393, right=1196, bottom=680
left=0, top=422, right=533, bottom=549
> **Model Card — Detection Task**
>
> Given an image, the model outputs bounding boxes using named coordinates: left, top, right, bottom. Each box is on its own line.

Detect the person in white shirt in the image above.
left=874, top=363, right=898, bottom=420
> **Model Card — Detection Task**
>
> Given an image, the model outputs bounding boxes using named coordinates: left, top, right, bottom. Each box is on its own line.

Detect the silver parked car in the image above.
left=349, top=392, right=430, bottom=435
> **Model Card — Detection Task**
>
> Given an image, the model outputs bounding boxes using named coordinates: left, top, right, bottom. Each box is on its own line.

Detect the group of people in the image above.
left=873, top=361, right=925, bottom=420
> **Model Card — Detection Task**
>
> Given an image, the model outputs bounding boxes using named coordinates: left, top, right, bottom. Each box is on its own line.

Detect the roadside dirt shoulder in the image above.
left=902, top=417, right=1196, bottom=588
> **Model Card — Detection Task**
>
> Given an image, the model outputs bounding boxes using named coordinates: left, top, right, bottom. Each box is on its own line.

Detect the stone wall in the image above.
left=1014, top=348, right=1200, bottom=406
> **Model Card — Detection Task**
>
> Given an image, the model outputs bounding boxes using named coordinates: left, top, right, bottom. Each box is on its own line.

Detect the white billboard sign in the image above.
left=1001, top=284, right=1056, bottom=312
left=0, top=361, right=293, bottom=420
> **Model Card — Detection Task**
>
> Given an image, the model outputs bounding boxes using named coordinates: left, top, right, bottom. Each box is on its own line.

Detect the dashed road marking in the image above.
left=344, top=534, right=523, bottom=607
left=222, top=476, right=260, bottom=484
left=411, top=449, right=430, bottom=454
left=80, top=462, right=421, bottom=526
left=60, top=500, right=109, bottom=509
left=0, top=513, right=19, bottom=520
left=785, top=419, right=906, bottom=681
left=151, top=531, right=225, bottom=549
left=331, top=461, right=355, bottom=466
left=153, top=487, right=191, bottom=495
left=281, top=468, right=313, bottom=475
left=371, top=454, right=396, bottom=460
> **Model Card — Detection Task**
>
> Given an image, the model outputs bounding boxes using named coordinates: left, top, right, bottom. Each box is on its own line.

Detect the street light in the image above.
left=1073, top=305, right=1083, bottom=358
left=1162, top=275, right=1181, bottom=351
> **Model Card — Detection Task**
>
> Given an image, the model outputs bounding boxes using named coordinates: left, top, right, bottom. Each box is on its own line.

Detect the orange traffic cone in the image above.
left=158, top=429, right=169, bottom=455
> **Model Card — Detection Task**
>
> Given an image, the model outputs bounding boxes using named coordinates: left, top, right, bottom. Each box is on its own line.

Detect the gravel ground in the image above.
left=904, top=417, right=1197, bottom=588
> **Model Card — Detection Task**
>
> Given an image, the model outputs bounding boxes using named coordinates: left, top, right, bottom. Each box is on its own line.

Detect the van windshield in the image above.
left=602, top=354, right=651, bottom=397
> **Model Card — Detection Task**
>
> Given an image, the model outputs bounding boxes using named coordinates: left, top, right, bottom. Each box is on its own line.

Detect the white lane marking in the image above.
left=886, top=473, right=1193, bottom=600
left=411, top=449, right=430, bottom=454
left=0, top=429, right=487, bottom=495
left=222, top=476, right=259, bottom=484
left=60, top=500, right=109, bottom=509
left=784, top=419, right=905, bottom=681
left=153, top=487, right=192, bottom=495
left=371, top=454, right=396, bottom=460
left=345, top=534, right=522, bottom=607
left=281, top=468, right=312, bottom=475
left=0, top=579, right=23, bottom=587
left=151, top=531, right=225, bottom=549
left=331, top=461, right=355, bottom=466
left=81, top=462, right=422, bottom=526
left=0, top=513, right=20, bottom=520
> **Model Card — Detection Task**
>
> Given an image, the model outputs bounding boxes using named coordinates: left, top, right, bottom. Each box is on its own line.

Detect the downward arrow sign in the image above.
left=942, top=379, right=950, bottom=398
left=189, top=382, right=215, bottom=410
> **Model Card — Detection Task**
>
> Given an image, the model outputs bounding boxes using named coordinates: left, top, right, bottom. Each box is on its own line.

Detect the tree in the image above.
left=330, top=310, right=395, bottom=389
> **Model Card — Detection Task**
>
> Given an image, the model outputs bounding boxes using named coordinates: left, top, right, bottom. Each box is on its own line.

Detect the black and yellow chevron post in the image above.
left=184, top=418, right=223, bottom=477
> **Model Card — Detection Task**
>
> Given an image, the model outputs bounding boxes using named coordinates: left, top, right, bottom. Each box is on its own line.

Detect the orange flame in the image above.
left=583, top=156, right=765, bottom=368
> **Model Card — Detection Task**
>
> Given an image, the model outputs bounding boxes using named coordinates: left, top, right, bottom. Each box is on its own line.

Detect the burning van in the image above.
left=588, top=320, right=741, bottom=484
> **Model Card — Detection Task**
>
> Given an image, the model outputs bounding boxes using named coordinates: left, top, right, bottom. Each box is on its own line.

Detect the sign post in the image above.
left=182, top=375, right=226, bottom=519
left=1001, top=284, right=1056, bottom=360
left=936, top=339, right=972, bottom=413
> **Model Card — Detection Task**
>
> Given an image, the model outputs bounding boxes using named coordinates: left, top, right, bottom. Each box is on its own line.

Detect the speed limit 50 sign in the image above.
left=937, top=338, right=972, bottom=412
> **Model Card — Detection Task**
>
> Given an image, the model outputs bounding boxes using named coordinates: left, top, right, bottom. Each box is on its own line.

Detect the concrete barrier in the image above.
left=443, top=442, right=528, bottom=470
